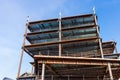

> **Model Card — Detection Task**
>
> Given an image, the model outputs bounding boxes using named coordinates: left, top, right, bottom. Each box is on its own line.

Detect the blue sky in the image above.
left=0, top=0, right=120, bottom=79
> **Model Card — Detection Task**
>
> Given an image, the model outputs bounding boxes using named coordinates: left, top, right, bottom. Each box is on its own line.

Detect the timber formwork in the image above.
left=17, top=13, right=120, bottom=80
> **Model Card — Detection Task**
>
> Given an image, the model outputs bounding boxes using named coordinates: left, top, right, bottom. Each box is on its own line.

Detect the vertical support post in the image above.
left=17, top=16, right=29, bottom=78
left=103, top=66, right=108, bottom=80
left=38, top=63, right=40, bottom=77
left=99, top=38, right=104, bottom=58
left=94, top=13, right=104, bottom=58
left=68, top=75, right=70, bottom=80
left=48, top=50, right=49, bottom=56
left=113, top=41, right=118, bottom=53
left=83, top=74, right=84, bottom=80
left=59, top=12, right=62, bottom=56
left=31, top=64, right=34, bottom=75
left=41, top=63, right=45, bottom=80
left=34, top=60, right=38, bottom=75
left=67, top=51, right=68, bottom=56
left=59, top=44, right=62, bottom=56
left=108, top=62, right=113, bottom=80
left=97, top=76, right=99, bottom=80
left=51, top=75, right=53, bottom=80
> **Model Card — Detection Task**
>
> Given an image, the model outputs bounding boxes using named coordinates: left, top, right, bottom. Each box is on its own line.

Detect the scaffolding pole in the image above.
left=97, top=76, right=99, bottom=80
left=99, top=38, right=104, bottom=58
left=108, top=62, right=113, bottom=80
left=34, top=60, right=38, bottom=75
left=51, top=75, right=53, bottom=80
left=59, top=12, right=62, bottom=56
left=113, top=41, right=118, bottom=53
left=17, top=20, right=29, bottom=78
left=68, top=75, right=70, bottom=80
left=31, top=64, right=34, bottom=75
left=41, top=63, right=45, bottom=80
left=83, top=74, right=84, bottom=80
left=94, top=14, right=104, bottom=58
left=103, top=66, right=108, bottom=80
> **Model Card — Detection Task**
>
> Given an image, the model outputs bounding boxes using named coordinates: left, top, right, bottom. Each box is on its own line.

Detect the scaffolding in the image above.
left=17, top=13, right=120, bottom=80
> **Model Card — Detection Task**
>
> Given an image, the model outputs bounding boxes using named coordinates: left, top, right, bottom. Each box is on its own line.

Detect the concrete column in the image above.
left=41, top=63, right=45, bottom=80
left=108, top=62, right=113, bottom=80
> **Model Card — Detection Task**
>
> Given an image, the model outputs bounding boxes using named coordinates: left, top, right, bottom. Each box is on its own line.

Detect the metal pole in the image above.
left=34, top=60, right=38, bottom=75
left=31, top=64, right=34, bottom=75
left=113, top=41, right=118, bottom=53
left=41, top=63, right=45, bottom=80
left=17, top=19, right=29, bottom=78
left=103, top=67, right=108, bottom=80
left=68, top=75, right=70, bottom=80
left=38, top=63, right=40, bottom=77
left=94, top=14, right=104, bottom=58
left=83, top=74, right=84, bottom=80
left=51, top=75, right=53, bottom=80
left=97, top=76, right=99, bottom=80
left=99, top=38, right=104, bottom=58
left=92, top=6, right=96, bottom=14
left=48, top=50, right=49, bottom=56
left=59, top=12, right=62, bottom=56
left=108, top=62, right=113, bottom=80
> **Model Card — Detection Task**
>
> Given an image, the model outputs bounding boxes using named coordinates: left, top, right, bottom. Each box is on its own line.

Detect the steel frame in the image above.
left=17, top=13, right=120, bottom=80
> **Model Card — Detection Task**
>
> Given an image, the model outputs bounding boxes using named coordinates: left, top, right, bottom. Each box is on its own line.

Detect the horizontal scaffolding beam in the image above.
left=24, top=37, right=98, bottom=48
left=27, top=24, right=96, bottom=35
left=34, top=55, right=120, bottom=66
left=28, top=14, right=93, bottom=25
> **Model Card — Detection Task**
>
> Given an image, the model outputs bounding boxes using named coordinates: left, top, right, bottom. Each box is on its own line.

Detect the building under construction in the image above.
left=17, top=13, right=120, bottom=80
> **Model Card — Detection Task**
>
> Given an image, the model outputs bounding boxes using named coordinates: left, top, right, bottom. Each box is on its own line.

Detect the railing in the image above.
left=38, top=51, right=119, bottom=59
left=38, top=51, right=100, bottom=58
